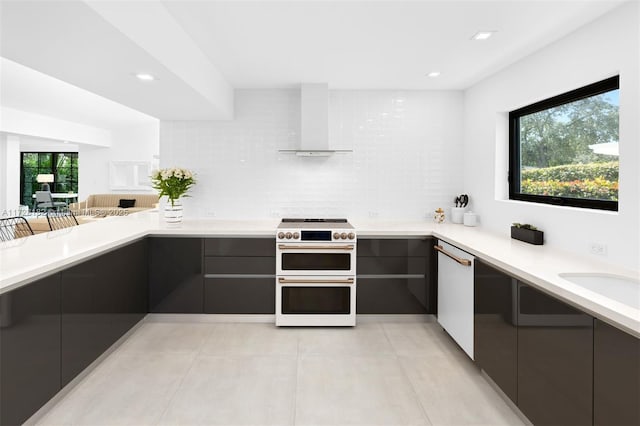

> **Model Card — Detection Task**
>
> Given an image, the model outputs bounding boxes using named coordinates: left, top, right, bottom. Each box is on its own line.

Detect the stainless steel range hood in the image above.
left=280, top=83, right=351, bottom=156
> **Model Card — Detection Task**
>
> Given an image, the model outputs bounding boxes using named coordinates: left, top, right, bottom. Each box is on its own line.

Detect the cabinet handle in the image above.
left=434, top=245, right=472, bottom=267
left=278, top=277, right=355, bottom=284
left=278, top=244, right=354, bottom=251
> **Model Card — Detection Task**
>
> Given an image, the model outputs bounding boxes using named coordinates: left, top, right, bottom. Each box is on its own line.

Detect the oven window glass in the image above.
left=281, top=253, right=351, bottom=271
left=282, top=287, right=351, bottom=314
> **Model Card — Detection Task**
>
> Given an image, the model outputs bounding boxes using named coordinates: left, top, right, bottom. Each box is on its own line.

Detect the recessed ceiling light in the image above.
left=135, top=73, right=156, bottom=81
left=427, top=71, right=441, bottom=78
left=471, top=31, right=495, bottom=41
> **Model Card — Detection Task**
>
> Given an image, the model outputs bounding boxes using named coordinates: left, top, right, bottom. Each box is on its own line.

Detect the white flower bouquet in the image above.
left=150, top=167, right=196, bottom=206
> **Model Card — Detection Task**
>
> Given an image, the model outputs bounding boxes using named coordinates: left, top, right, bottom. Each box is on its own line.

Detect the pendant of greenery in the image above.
left=151, top=167, right=196, bottom=207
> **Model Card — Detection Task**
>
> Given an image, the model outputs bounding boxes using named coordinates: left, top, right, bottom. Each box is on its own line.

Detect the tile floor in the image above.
left=36, top=320, right=526, bottom=426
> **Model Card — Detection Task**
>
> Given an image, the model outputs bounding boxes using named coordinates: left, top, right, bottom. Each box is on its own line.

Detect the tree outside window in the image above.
left=20, top=152, right=79, bottom=207
left=509, top=76, right=619, bottom=211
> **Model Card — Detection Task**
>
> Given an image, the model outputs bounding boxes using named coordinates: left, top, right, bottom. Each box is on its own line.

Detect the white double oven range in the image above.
left=275, top=218, right=357, bottom=326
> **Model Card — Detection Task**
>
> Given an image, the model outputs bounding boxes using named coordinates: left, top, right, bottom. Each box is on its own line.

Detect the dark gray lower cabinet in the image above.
left=0, top=274, right=61, bottom=426
left=594, top=319, right=640, bottom=426
left=473, top=259, right=518, bottom=403
left=61, top=239, right=148, bottom=386
left=204, top=278, right=275, bottom=314
left=109, top=240, right=148, bottom=339
left=517, top=283, right=593, bottom=426
left=357, top=238, right=436, bottom=314
left=203, top=238, right=275, bottom=314
left=149, top=238, right=203, bottom=313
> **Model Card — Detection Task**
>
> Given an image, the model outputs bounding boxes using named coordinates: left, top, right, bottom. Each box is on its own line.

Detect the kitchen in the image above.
left=1, top=1, right=639, bottom=426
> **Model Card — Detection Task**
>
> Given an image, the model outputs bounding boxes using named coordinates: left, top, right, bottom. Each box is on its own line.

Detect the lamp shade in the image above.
left=36, top=174, right=54, bottom=183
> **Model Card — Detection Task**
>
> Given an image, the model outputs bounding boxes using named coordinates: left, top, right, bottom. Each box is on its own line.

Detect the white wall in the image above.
left=1, top=107, right=111, bottom=147
left=79, top=122, right=159, bottom=199
left=463, top=2, right=639, bottom=270
left=161, top=89, right=464, bottom=220
left=0, top=134, right=21, bottom=214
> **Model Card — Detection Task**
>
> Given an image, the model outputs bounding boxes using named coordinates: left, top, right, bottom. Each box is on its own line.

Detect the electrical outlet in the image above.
left=368, top=211, right=379, bottom=218
left=589, top=242, right=608, bottom=256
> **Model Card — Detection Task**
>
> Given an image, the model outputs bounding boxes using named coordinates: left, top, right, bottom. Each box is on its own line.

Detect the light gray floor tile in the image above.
left=298, top=322, right=395, bottom=356
left=295, top=355, right=431, bottom=426
left=116, top=322, right=214, bottom=355
left=382, top=322, right=452, bottom=356
left=36, top=320, right=526, bottom=426
left=399, top=353, right=525, bottom=426
left=37, top=352, right=195, bottom=426
left=200, top=323, right=299, bottom=356
left=158, top=354, right=297, bottom=425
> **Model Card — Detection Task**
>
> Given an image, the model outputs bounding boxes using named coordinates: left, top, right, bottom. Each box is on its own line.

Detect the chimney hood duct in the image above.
left=280, top=83, right=351, bottom=156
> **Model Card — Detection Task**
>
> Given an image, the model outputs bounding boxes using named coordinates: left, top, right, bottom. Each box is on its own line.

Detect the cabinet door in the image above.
left=149, top=238, right=203, bottom=313
left=517, top=283, right=593, bottom=426
left=61, top=253, right=118, bottom=385
left=0, top=274, right=61, bottom=426
left=204, top=278, right=275, bottom=314
left=110, top=239, right=148, bottom=339
left=473, top=260, right=518, bottom=403
left=357, top=278, right=429, bottom=314
left=594, top=319, right=640, bottom=426
left=357, top=238, right=436, bottom=314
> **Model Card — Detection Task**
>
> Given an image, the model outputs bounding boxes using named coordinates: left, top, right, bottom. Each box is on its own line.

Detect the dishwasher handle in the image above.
left=434, top=245, right=472, bottom=267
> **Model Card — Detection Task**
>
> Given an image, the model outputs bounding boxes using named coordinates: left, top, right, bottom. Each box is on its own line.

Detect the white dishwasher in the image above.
left=436, top=240, right=475, bottom=359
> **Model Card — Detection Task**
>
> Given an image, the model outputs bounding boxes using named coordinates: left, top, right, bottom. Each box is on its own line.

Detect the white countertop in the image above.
left=1, top=212, right=638, bottom=337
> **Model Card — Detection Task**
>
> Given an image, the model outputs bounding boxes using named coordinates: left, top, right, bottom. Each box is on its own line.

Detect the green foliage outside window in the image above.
left=20, top=152, right=79, bottom=207
left=511, top=76, right=619, bottom=209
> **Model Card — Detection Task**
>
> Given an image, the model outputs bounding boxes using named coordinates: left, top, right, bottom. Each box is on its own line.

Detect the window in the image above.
left=509, top=76, right=619, bottom=211
left=20, top=152, right=79, bottom=206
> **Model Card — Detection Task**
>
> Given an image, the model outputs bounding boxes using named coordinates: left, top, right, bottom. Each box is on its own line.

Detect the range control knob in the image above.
left=285, top=232, right=293, bottom=239
left=348, top=232, right=355, bottom=240
left=278, top=232, right=285, bottom=239
left=333, top=232, right=340, bottom=240
left=340, top=232, right=347, bottom=240
left=293, top=232, right=300, bottom=239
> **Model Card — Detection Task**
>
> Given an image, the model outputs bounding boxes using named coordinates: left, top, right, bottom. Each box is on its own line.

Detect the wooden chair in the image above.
left=0, top=216, right=34, bottom=242
left=46, top=211, right=79, bottom=231
left=35, top=191, right=67, bottom=211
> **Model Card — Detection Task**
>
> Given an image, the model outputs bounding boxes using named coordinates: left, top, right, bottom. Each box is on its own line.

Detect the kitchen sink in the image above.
left=559, top=273, right=640, bottom=310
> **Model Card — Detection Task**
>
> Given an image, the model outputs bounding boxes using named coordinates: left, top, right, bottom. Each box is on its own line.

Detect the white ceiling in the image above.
left=162, top=0, right=625, bottom=90
left=1, top=58, right=157, bottom=129
left=0, top=0, right=627, bottom=121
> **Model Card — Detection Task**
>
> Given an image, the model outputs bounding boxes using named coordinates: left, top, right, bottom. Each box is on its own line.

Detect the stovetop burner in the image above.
left=281, top=218, right=348, bottom=223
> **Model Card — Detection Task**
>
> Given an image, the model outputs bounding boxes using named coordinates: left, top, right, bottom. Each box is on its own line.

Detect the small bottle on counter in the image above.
left=434, top=208, right=445, bottom=224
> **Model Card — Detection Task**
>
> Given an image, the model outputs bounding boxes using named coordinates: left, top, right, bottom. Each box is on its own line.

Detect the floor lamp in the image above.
left=36, top=174, right=54, bottom=192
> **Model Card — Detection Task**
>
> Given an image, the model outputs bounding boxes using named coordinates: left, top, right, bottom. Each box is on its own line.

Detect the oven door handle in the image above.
left=278, top=277, right=355, bottom=284
left=277, top=244, right=354, bottom=251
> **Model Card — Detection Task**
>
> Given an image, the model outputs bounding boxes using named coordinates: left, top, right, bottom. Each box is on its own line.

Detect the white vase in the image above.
left=164, top=199, right=183, bottom=223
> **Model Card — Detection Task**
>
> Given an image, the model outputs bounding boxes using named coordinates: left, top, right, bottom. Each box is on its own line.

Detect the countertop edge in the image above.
left=1, top=218, right=638, bottom=337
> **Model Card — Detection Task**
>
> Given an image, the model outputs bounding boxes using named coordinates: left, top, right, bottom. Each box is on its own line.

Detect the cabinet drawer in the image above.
left=357, top=278, right=430, bottom=314
left=204, top=238, right=275, bottom=257
left=204, top=278, right=275, bottom=314
left=204, top=256, right=275, bottom=275
left=357, top=257, right=427, bottom=275
left=357, top=239, right=431, bottom=257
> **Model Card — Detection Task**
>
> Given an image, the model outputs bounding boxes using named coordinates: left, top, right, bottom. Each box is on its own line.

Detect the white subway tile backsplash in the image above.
left=160, top=89, right=464, bottom=220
